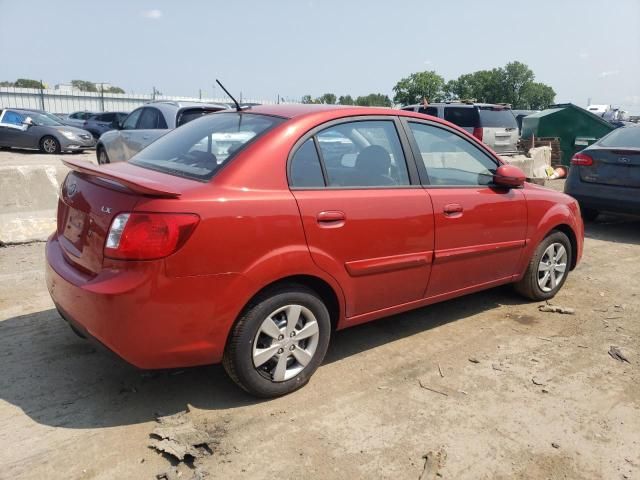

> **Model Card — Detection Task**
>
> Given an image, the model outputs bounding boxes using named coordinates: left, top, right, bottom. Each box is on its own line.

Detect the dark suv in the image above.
left=402, top=102, right=519, bottom=155
left=83, top=112, right=129, bottom=139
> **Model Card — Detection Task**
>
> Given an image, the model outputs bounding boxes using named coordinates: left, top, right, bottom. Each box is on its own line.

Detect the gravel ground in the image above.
left=0, top=178, right=638, bottom=479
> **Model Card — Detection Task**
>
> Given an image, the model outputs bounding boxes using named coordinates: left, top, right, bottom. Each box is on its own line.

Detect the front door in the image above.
left=403, top=120, right=527, bottom=299
left=290, top=118, right=435, bottom=318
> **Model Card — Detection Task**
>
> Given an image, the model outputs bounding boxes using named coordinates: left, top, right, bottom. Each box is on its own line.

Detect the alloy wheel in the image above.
left=252, top=304, right=320, bottom=382
left=537, top=242, right=568, bottom=292
left=43, top=138, right=58, bottom=153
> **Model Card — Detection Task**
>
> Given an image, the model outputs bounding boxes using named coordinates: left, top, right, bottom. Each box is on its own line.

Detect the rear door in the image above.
left=290, top=117, right=435, bottom=318
left=123, top=107, right=169, bottom=158
left=478, top=106, right=519, bottom=154
left=0, top=110, right=30, bottom=148
left=403, top=119, right=527, bottom=298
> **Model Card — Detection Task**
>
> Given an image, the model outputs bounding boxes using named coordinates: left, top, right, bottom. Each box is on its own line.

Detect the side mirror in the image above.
left=494, top=164, right=526, bottom=188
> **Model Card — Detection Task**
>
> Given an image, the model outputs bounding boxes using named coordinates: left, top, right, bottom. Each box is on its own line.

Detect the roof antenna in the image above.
left=216, top=79, right=243, bottom=112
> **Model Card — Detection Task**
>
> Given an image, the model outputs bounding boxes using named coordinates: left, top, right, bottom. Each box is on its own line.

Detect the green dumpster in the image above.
left=521, top=103, right=615, bottom=165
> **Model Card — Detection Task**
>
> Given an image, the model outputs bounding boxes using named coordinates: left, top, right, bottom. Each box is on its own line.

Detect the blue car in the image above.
left=82, top=112, right=129, bottom=139
left=564, top=126, right=640, bottom=220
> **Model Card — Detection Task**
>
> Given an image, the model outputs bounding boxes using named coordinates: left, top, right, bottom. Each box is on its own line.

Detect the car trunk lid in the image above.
left=479, top=107, right=519, bottom=154
left=57, top=159, right=185, bottom=274
left=578, top=148, right=640, bottom=188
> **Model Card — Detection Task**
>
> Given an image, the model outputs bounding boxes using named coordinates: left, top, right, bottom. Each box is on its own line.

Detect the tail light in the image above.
left=105, top=212, right=200, bottom=260
left=472, top=127, right=483, bottom=141
left=571, top=153, right=593, bottom=166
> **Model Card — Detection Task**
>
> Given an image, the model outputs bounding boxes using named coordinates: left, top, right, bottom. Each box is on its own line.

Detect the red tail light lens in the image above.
left=104, top=212, right=200, bottom=260
left=472, top=127, right=483, bottom=141
left=571, top=153, right=593, bottom=166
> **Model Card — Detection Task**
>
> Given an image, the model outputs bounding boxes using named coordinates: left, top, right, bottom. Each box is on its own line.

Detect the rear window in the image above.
left=478, top=107, right=517, bottom=128
left=177, top=108, right=224, bottom=127
left=599, top=127, right=640, bottom=148
left=130, top=113, right=284, bottom=181
left=444, top=107, right=479, bottom=127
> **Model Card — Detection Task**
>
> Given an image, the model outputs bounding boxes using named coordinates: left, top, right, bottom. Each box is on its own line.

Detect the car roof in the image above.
left=403, top=102, right=511, bottom=109
left=146, top=100, right=229, bottom=110
left=242, top=104, right=399, bottom=119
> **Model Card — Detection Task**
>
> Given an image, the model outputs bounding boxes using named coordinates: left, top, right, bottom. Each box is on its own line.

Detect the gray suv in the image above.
left=402, top=102, right=519, bottom=155
left=96, top=101, right=229, bottom=163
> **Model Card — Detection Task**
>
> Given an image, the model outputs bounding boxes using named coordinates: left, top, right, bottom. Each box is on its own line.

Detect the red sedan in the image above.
left=46, top=105, right=584, bottom=397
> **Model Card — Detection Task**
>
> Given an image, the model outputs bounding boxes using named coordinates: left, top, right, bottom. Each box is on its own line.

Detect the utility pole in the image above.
left=199, top=89, right=202, bottom=100
left=152, top=86, right=157, bottom=101
left=39, top=79, right=45, bottom=110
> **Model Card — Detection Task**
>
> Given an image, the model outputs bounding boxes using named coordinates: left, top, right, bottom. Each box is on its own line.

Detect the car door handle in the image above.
left=317, top=210, right=346, bottom=227
left=443, top=203, right=463, bottom=216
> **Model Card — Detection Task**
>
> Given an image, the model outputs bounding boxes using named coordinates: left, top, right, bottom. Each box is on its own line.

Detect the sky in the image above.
left=1, top=0, right=639, bottom=111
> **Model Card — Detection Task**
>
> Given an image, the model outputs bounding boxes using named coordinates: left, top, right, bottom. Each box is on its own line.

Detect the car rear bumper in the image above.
left=565, top=175, right=640, bottom=215
left=45, top=234, right=242, bottom=369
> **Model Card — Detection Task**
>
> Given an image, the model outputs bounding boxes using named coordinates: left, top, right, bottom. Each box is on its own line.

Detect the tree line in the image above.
left=303, top=61, right=555, bottom=109
left=0, top=78, right=125, bottom=93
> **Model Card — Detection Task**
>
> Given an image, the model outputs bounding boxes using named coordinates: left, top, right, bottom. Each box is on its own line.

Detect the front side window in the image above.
left=289, top=138, right=325, bottom=188
left=131, top=113, right=283, bottom=181
left=418, top=106, right=438, bottom=116
left=408, top=122, right=497, bottom=186
left=101, top=113, right=115, bottom=122
left=315, top=120, right=410, bottom=187
left=122, top=109, right=142, bottom=130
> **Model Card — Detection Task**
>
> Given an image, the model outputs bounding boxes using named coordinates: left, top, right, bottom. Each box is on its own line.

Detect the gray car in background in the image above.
left=402, top=102, right=520, bottom=155
left=59, top=110, right=96, bottom=128
left=0, top=108, right=95, bottom=153
left=96, top=101, right=229, bottom=163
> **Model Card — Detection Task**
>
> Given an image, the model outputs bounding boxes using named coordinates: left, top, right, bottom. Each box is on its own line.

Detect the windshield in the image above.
left=30, top=112, right=64, bottom=127
left=478, top=107, right=517, bottom=128
left=130, top=112, right=284, bottom=181
left=599, top=126, right=640, bottom=148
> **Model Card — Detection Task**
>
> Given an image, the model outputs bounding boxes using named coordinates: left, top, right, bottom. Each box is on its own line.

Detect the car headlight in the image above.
left=61, top=131, right=76, bottom=139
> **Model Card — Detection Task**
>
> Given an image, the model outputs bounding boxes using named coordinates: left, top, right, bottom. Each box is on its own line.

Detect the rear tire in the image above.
left=223, top=284, right=331, bottom=398
left=580, top=206, right=599, bottom=222
left=40, top=136, right=60, bottom=154
left=97, top=146, right=110, bottom=164
left=515, top=231, right=572, bottom=301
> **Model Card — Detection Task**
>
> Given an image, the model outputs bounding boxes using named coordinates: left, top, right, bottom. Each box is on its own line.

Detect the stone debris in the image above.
left=420, top=446, right=447, bottom=480
left=608, top=346, right=630, bottom=364
left=538, top=305, right=575, bottom=315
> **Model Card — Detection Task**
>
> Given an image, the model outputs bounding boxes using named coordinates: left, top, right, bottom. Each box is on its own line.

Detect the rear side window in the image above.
left=130, top=113, right=283, bottom=181
left=1, top=110, right=23, bottom=125
left=478, top=107, right=517, bottom=128
left=444, top=107, right=479, bottom=127
left=137, top=108, right=168, bottom=129
left=177, top=108, right=222, bottom=127
left=418, top=106, right=438, bottom=116
left=315, top=120, right=410, bottom=187
left=289, top=139, right=325, bottom=188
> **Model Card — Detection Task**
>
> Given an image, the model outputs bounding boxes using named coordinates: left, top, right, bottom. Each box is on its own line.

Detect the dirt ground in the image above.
left=0, top=182, right=639, bottom=479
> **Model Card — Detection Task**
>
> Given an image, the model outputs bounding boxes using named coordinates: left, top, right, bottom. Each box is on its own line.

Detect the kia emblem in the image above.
left=618, top=157, right=630, bottom=164
left=67, top=182, right=77, bottom=198
left=101, top=206, right=112, bottom=214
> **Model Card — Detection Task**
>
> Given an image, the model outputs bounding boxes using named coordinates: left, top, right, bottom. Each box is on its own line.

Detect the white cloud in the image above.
left=599, top=70, right=619, bottom=78
left=424, top=60, right=432, bottom=66
left=578, top=51, right=589, bottom=60
left=141, top=9, right=163, bottom=20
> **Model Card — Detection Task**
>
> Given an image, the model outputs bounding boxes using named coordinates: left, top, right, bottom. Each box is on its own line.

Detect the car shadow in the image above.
left=585, top=213, right=640, bottom=245
left=0, top=286, right=519, bottom=430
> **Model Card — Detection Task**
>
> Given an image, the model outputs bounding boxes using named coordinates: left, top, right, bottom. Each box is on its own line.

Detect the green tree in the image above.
left=71, top=80, right=98, bottom=92
left=0, top=81, right=15, bottom=87
left=392, top=71, right=445, bottom=105
left=355, top=93, right=392, bottom=107
left=301, top=95, right=314, bottom=104
left=501, top=61, right=535, bottom=107
left=520, top=82, right=555, bottom=109
left=14, top=78, right=45, bottom=89
left=316, top=93, right=336, bottom=104
left=104, top=86, right=125, bottom=94
left=338, top=95, right=354, bottom=105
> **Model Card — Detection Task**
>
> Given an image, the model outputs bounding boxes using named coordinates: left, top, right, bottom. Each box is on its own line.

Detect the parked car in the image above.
left=96, top=101, right=229, bottom=164
left=0, top=108, right=95, bottom=153
left=83, top=112, right=129, bottom=139
left=46, top=105, right=583, bottom=397
left=564, top=125, right=640, bottom=220
left=60, top=111, right=96, bottom=128
left=402, top=102, right=520, bottom=155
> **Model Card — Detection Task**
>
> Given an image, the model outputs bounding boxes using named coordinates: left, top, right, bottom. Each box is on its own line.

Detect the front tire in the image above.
left=97, top=146, right=110, bottom=164
left=515, top=231, right=572, bottom=301
left=40, top=136, right=60, bottom=154
left=223, top=284, right=331, bottom=398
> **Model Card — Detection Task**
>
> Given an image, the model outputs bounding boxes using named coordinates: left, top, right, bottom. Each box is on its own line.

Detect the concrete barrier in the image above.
left=0, top=163, right=68, bottom=244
